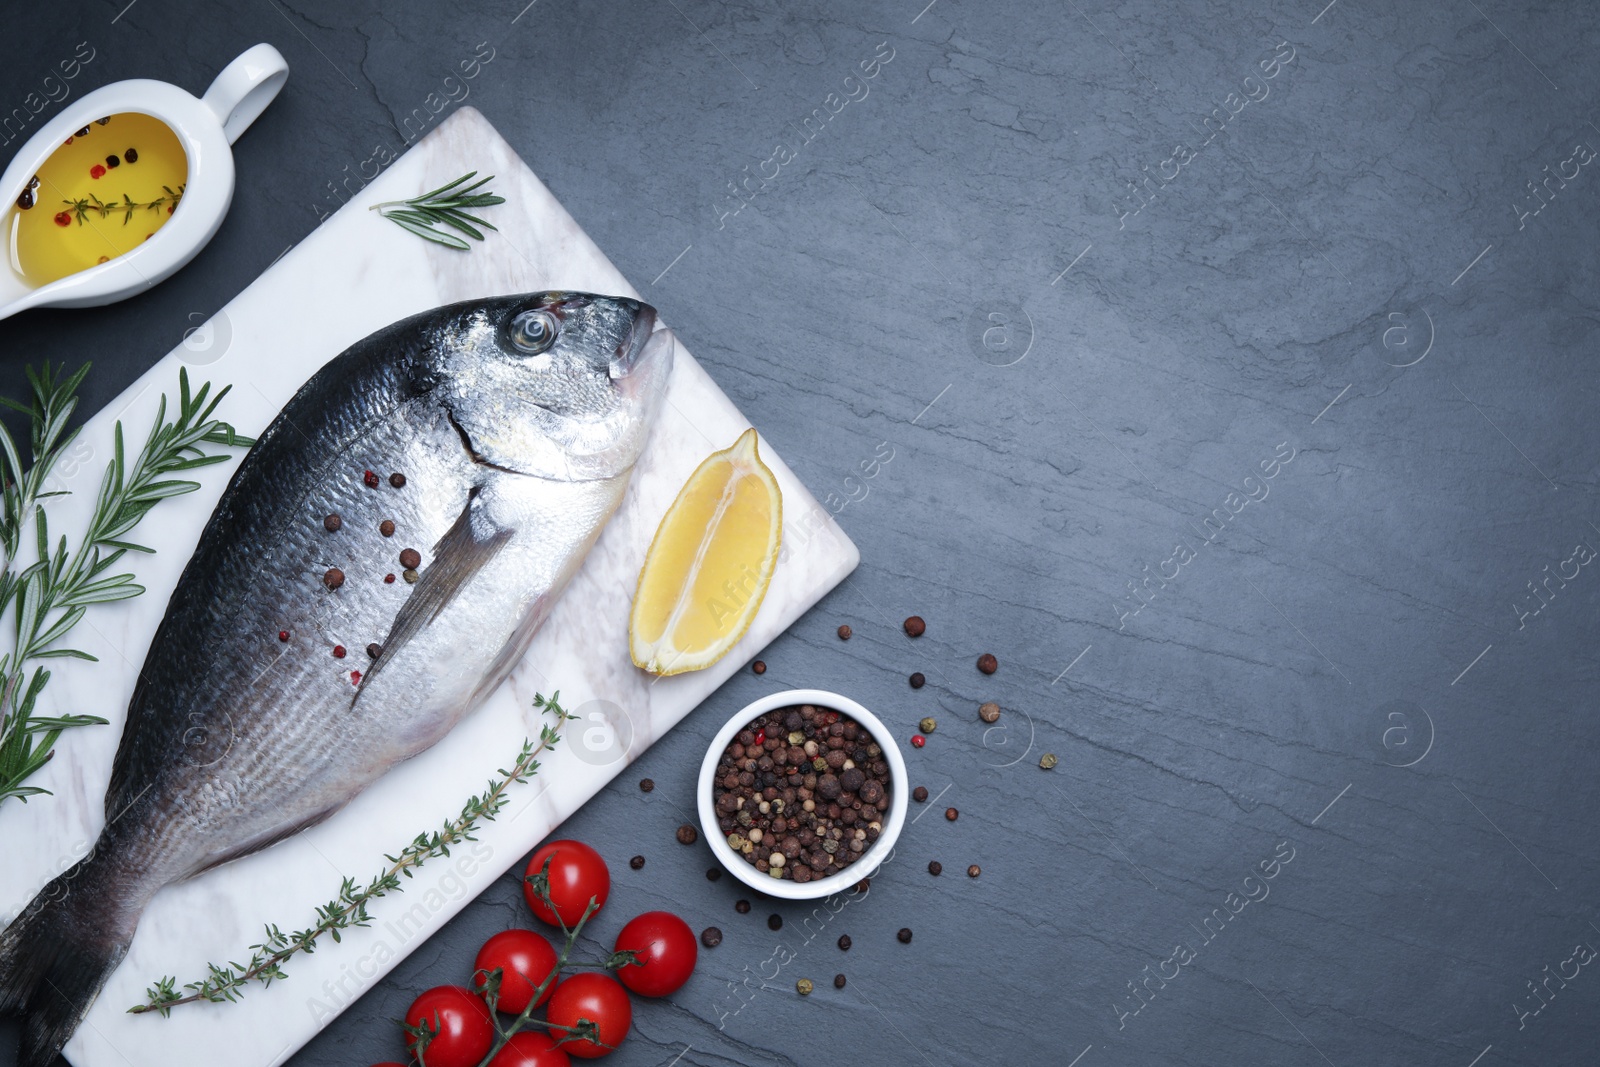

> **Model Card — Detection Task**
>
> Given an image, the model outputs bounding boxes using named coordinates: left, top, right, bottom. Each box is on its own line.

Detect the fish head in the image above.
left=439, top=291, right=674, bottom=480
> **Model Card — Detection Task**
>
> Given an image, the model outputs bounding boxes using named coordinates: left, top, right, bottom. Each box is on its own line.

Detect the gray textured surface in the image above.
left=3, top=1, right=1599, bottom=1065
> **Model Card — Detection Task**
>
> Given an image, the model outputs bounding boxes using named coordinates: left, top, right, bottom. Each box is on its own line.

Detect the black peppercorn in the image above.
left=124, top=148, right=138, bottom=163
left=701, top=927, right=723, bottom=948
left=768, top=914, right=783, bottom=931
left=706, top=867, right=722, bottom=881
left=834, top=974, right=847, bottom=989
left=752, top=660, right=766, bottom=674
left=928, top=860, right=942, bottom=876
left=735, top=900, right=751, bottom=914
left=379, top=519, right=395, bottom=537
left=105, top=154, right=120, bottom=169
left=389, top=472, right=407, bottom=488
left=323, top=513, right=342, bottom=532
left=629, top=855, right=645, bottom=869
left=897, top=928, right=913, bottom=943
left=399, top=548, right=422, bottom=569
left=909, top=672, right=925, bottom=689
left=903, top=615, right=926, bottom=637
left=366, top=643, right=382, bottom=659
left=639, top=778, right=655, bottom=793
left=322, top=567, right=344, bottom=590
left=837, top=624, right=852, bottom=640
left=977, top=653, right=998, bottom=674
left=676, top=824, right=698, bottom=845
left=945, top=807, right=959, bottom=821
left=913, top=785, right=929, bottom=803
left=837, top=934, right=852, bottom=951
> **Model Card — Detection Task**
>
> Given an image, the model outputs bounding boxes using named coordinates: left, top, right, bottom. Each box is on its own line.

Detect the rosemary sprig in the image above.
left=64, top=185, right=184, bottom=227
left=130, top=693, right=577, bottom=1016
left=369, top=171, right=505, bottom=250
left=0, top=365, right=253, bottom=806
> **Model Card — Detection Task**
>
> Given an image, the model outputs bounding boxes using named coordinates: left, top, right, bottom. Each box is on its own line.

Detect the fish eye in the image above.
left=509, top=309, right=559, bottom=354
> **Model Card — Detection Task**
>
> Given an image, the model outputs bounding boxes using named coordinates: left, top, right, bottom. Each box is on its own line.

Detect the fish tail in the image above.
left=0, top=852, right=136, bottom=1067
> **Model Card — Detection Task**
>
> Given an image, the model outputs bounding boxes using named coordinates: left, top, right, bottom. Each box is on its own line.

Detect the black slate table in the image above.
left=3, top=2, right=1597, bottom=1065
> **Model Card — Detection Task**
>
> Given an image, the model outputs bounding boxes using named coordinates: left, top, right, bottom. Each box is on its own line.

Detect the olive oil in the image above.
left=7, top=113, right=187, bottom=287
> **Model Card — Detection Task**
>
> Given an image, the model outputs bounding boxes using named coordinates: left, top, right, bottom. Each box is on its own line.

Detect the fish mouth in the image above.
left=610, top=301, right=658, bottom=380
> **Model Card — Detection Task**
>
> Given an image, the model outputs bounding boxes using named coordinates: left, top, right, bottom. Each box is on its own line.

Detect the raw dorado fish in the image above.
left=0, top=291, right=672, bottom=1065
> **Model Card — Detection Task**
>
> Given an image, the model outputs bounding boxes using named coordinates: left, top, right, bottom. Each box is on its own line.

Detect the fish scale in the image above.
left=0, top=292, right=672, bottom=1067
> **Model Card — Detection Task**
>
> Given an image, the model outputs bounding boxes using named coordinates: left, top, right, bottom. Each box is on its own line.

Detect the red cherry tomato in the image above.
left=545, top=972, right=631, bottom=1059
left=612, top=911, right=697, bottom=997
left=475, top=929, right=560, bottom=1015
left=404, top=985, right=494, bottom=1067
left=489, top=1030, right=572, bottom=1067
left=523, top=840, right=610, bottom=928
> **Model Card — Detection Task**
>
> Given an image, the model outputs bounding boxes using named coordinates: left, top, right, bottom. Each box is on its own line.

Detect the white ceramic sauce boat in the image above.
left=0, top=43, right=287, bottom=321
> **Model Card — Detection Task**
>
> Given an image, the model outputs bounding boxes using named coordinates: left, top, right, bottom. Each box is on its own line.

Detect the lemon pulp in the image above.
left=629, top=428, right=783, bottom=675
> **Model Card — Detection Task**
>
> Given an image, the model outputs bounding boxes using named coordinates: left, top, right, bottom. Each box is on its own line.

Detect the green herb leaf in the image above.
left=370, top=171, right=503, bottom=251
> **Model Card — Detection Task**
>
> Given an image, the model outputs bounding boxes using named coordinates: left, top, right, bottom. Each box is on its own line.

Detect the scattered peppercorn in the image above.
left=903, top=615, right=926, bottom=637
left=89, top=164, right=105, bottom=180
left=968, top=864, right=981, bottom=878
left=633, top=778, right=652, bottom=794
left=367, top=643, right=382, bottom=659
left=629, top=855, right=645, bottom=870
left=399, top=548, right=422, bottom=569
left=912, top=786, right=929, bottom=802
left=928, top=861, right=942, bottom=876
left=350, top=670, right=362, bottom=685
left=701, top=927, right=723, bottom=948
left=363, top=470, right=380, bottom=488
left=897, top=928, right=913, bottom=944
left=15, top=188, right=32, bottom=210
left=105, top=154, right=119, bottom=169
left=706, top=867, right=722, bottom=881
left=676, top=824, right=698, bottom=845
left=909, top=672, right=925, bottom=689
left=278, top=630, right=290, bottom=642
left=379, top=520, right=396, bottom=537
left=388, top=472, right=407, bottom=488
left=323, top=513, right=342, bottom=532
left=919, top=717, right=937, bottom=734
left=735, top=900, right=751, bottom=914
left=95, top=117, right=109, bottom=125
left=979, top=702, right=1001, bottom=723
left=332, top=645, right=346, bottom=659
left=403, top=569, right=419, bottom=584
left=910, top=734, right=925, bottom=748
left=75, top=126, right=89, bottom=138
left=837, top=935, right=852, bottom=951
left=384, top=573, right=396, bottom=584
left=1040, top=753, right=1058, bottom=770
left=124, top=148, right=137, bottom=163
left=945, top=807, right=959, bottom=821
left=977, top=653, right=998, bottom=674
left=768, top=914, right=783, bottom=931
left=796, top=978, right=813, bottom=996
left=53, top=211, right=70, bottom=226
left=752, top=660, right=766, bottom=674
left=834, top=974, right=847, bottom=989
left=323, top=568, right=344, bottom=590
left=837, top=624, right=852, bottom=640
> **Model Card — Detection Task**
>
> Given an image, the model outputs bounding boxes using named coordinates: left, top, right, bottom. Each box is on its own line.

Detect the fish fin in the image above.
left=186, top=804, right=341, bottom=878
left=362, top=488, right=511, bottom=694
left=0, top=852, right=136, bottom=1067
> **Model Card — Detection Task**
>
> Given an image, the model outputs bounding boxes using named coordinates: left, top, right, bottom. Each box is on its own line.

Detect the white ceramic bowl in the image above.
left=0, top=44, right=288, bottom=321
left=698, top=688, right=908, bottom=900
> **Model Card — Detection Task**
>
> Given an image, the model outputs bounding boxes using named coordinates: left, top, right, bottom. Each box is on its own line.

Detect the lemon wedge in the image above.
left=630, top=428, right=782, bottom=675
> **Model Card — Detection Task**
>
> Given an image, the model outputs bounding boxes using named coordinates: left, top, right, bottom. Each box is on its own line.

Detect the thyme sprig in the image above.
left=131, top=693, right=576, bottom=1016
left=63, top=185, right=184, bottom=227
left=0, top=365, right=253, bottom=806
left=369, top=171, right=505, bottom=250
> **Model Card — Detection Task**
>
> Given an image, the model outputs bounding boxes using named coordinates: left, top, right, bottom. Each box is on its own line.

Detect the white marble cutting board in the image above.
left=0, top=106, right=857, bottom=1067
